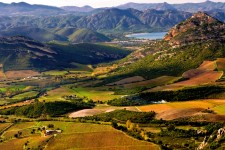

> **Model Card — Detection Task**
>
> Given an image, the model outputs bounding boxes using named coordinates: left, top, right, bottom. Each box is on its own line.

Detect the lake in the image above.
left=126, top=32, right=167, bottom=40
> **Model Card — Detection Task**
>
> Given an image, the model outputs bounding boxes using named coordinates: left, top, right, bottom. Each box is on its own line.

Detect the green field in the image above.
left=11, top=91, right=39, bottom=100
left=72, top=87, right=123, bottom=101
left=39, top=87, right=75, bottom=102
left=0, top=85, right=27, bottom=93
left=212, top=104, right=225, bottom=114
left=42, top=70, right=69, bottom=76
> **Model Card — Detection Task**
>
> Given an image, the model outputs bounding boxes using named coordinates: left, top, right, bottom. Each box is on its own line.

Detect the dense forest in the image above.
left=108, top=86, right=225, bottom=106
left=0, top=101, right=95, bottom=118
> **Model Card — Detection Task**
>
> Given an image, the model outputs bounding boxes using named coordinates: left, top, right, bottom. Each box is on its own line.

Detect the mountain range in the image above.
left=117, top=1, right=225, bottom=12
left=2, top=1, right=225, bottom=42
left=0, top=9, right=192, bottom=41
left=1, top=1, right=225, bottom=15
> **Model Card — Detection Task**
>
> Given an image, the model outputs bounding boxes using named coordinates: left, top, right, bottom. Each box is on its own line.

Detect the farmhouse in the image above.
left=45, top=130, right=62, bottom=136
left=42, top=127, right=62, bottom=136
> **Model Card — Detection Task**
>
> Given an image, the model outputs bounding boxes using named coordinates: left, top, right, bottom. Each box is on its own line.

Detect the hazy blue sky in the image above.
left=1, top=0, right=225, bottom=8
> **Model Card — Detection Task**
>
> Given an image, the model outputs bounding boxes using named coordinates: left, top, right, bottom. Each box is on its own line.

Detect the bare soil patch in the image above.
left=69, top=109, right=103, bottom=118
left=5, top=70, right=40, bottom=79
left=107, top=76, right=145, bottom=86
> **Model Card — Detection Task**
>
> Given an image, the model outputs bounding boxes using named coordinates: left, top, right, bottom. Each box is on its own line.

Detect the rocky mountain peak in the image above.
left=164, top=11, right=225, bottom=46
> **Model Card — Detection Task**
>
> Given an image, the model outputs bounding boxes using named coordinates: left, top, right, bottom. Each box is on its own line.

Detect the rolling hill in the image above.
left=164, top=12, right=225, bottom=46
left=0, top=36, right=130, bottom=72
left=0, top=27, right=67, bottom=42
left=68, top=28, right=111, bottom=43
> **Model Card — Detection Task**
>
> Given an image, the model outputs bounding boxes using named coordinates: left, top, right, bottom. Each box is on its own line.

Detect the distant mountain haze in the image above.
left=1, top=1, right=225, bottom=42
left=0, top=0, right=224, bottom=8
left=0, top=1, right=225, bottom=14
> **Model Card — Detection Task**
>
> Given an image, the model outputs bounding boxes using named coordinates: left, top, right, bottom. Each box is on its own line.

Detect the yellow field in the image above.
left=0, top=122, right=159, bottom=150
left=92, top=65, right=117, bottom=76
left=0, top=123, right=12, bottom=132
left=42, top=70, right=68, bottom=76
left=138, top=99, right=225, bottom=120
left=0, top=135, right=50, bottom=150
left=138, top=99, right=225, bottom=113
left=44, top=123, right=159, bottom=150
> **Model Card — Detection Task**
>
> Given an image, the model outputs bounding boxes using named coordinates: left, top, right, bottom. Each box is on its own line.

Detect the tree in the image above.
left=129, top=123, right=136, bottom=131
left=111, top=121, right=118, bottom=128
left=167, top=124, right=176, bottom=131
left=126, top=120, right=132, bottom=129
left=48, top=124, right=54, bottom=128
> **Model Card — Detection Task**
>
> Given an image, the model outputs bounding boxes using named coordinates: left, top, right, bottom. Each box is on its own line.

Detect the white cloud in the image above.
left=1, top=0, right=225, bottom=7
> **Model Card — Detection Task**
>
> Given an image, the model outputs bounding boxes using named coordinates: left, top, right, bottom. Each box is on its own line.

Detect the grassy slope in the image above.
left=55, top=28, right=77, bottom=37
left=0, top=27, right=67, bottom=42
left=71, top=87, right=122, bottom=102
left=50, top=43, right=130, bottom=65
left=69, top=28, right=111, bottom=43
left=0, top=38, right=130, bottom=72
left=107, top=41, right=225, bottom=81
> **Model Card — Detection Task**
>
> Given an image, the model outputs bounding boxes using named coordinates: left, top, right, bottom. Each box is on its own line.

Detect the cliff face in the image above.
left=164, top=12, right=225, bottom=46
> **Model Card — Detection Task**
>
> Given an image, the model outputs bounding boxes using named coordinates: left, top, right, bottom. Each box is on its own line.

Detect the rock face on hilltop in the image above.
left=164, top=12, right=225, bottom=46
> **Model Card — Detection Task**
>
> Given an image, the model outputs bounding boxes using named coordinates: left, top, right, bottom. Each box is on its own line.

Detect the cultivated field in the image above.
left=44, top=122, right=159, bottom=150
left=138, top=99, right=225, bottom=120
left=121, top=76, right=179, bottom=88
left=72, top=87, right=122, bottom=101
left=0, top=100, right=34, bottom=109
left=107, top=76, right=145, bottom=86
left=198, top=60, right=216, bottom=70
left=5, top=70, right=40, bottom=79
left=42, top=70, right=68, bottom=76
left=69, top=104, right=138, bottom=118
left=177, top=71, right=223, bottom=86
left=216, top=58, right=225, bottom=71
left=39, top=87, right=74, bottom=102
left=0, top=135, right=50, bottom=150
left=0, top=122, right=159, bottom=150
left=149, top=60, right=223, bottom=91
left=11, top=91, right=39, bottom=100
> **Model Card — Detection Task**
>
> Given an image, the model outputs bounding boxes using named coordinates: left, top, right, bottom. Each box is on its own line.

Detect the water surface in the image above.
left=126, top=32, right=167, bottom=40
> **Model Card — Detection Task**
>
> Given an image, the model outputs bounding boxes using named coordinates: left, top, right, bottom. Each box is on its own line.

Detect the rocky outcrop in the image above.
left=164, top=12, right=225, bottom=46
